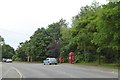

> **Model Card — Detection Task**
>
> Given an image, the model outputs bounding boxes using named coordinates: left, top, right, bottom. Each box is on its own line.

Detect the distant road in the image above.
left=1, top=62, right=118, bottom=78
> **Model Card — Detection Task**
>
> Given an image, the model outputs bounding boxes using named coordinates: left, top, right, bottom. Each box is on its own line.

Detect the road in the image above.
left=0, top=62, right=2, bottom=79
left=1, top=62, right=118, bottom=79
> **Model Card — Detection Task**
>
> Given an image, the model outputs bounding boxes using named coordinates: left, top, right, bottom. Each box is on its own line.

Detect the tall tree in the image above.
left=46, top=19, right=67, bottom=58
left=92, top=2, right=120, bottom=63
left=2, top=44, right=15, bottom=59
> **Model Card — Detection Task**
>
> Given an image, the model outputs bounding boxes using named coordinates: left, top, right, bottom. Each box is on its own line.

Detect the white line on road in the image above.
left=12, top=67, right=23, bottom=79
left=1, top=67, right=23, bottom=80
left=2, top=68, right=11, bottom=78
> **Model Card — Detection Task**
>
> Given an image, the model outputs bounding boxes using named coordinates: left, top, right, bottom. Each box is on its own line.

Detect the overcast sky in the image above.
left=0, top=0, right=108, bottom=49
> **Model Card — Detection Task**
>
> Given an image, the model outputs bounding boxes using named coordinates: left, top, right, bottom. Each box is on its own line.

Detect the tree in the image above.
left=67, top=2, right=100, bottom=62
left=92, top=2, right=120, bottom=63
left=2, top=44, right=15, bottom=59
left=0, top=36, right=15, bottom=59
left=14, top=1, right=119, bottom=64
left=46, top=19, right=67, bottom=58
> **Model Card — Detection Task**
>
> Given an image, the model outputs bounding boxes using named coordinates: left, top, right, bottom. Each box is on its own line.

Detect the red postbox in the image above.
left=69, top=52, right=75, bottom=64
left=59, top=57, right=62, bottom=63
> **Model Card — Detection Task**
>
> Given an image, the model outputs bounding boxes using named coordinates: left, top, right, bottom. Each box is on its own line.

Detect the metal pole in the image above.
left=0, top=38, right=2, bottom=62
left=0, top=45, right=2, bottom=62
left=0, top=38, right=2, bottom=79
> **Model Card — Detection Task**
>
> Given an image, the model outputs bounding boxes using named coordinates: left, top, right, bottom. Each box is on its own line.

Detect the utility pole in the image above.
left=0, top=36, right=4, bottom=62
left=0, top=38, right=2, bottom=80
left=0, top=44, right=2, bottom=62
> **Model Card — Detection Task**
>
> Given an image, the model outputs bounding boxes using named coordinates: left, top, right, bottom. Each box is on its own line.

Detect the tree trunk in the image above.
left=0, top=45, right=2, bottom=61
left=30, top=57, right=32, bottom=62
left=98, top=52, right=101, bottom=65
left=27, top=56, right=30, bottom=62
left=84, top=42, right=86, bottom=52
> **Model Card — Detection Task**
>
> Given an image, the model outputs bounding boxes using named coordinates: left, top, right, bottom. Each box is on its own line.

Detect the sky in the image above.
left=0, top=0, right=108, bottom=49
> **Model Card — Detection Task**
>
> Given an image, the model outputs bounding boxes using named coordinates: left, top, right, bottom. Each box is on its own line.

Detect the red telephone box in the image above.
left=69, top=52, right=75, bottom=64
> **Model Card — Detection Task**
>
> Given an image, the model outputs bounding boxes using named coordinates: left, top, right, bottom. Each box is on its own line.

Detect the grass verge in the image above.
left=75, top=62, right=118, bottom=69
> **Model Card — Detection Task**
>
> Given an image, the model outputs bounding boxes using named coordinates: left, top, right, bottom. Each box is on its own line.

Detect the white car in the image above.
left=6, top=59, right=12, bottom=63
left=43, top=58, right=57, bottom=65
left=2, top=58, right=7, bottom=62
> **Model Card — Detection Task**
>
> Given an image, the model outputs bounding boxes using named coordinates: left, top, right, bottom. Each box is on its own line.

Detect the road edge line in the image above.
left=12, top=67, right=23, bottom=79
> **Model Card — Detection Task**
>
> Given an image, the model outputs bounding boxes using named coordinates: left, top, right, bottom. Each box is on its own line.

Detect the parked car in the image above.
left=6, top=59, right=12, bottom=63
left=43, top=58, right=57, bottom=65
left=2, top=58, right=7, bottom=62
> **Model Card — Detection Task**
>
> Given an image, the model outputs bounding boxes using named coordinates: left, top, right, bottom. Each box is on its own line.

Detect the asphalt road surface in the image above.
left=1, top=62, right=118, bottom=78
left=0, top=62, right=2, bottom=79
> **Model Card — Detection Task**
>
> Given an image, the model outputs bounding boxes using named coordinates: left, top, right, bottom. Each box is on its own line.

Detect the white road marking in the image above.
left=2, top=68, right=11, bottom=78
left=12, top=67, right=23, bottom=79
left=1, top=66, right=23, bottom=80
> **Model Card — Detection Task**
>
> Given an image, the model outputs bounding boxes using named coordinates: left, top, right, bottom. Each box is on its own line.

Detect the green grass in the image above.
left=24, top=61, right=42, bottom=64
left=75, top=62, right=118, bottom=69
left=14, top=61, right=42, bottom=64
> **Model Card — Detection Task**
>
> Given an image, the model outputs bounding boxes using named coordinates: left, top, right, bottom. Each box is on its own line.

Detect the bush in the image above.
left=14, top=58, right=22, bottom=61
left=83, top=52, right=96, bottom=62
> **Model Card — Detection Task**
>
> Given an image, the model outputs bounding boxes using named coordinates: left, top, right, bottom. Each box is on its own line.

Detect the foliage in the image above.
left=3, top=1, right=120, bottom=64
left=2, top=44, right=15, bottom=59
left=15, top=19, right=68, bottom=62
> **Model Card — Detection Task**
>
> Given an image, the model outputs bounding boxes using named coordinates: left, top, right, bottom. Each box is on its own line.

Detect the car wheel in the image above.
left=55, top=63, right=57, bottom=65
